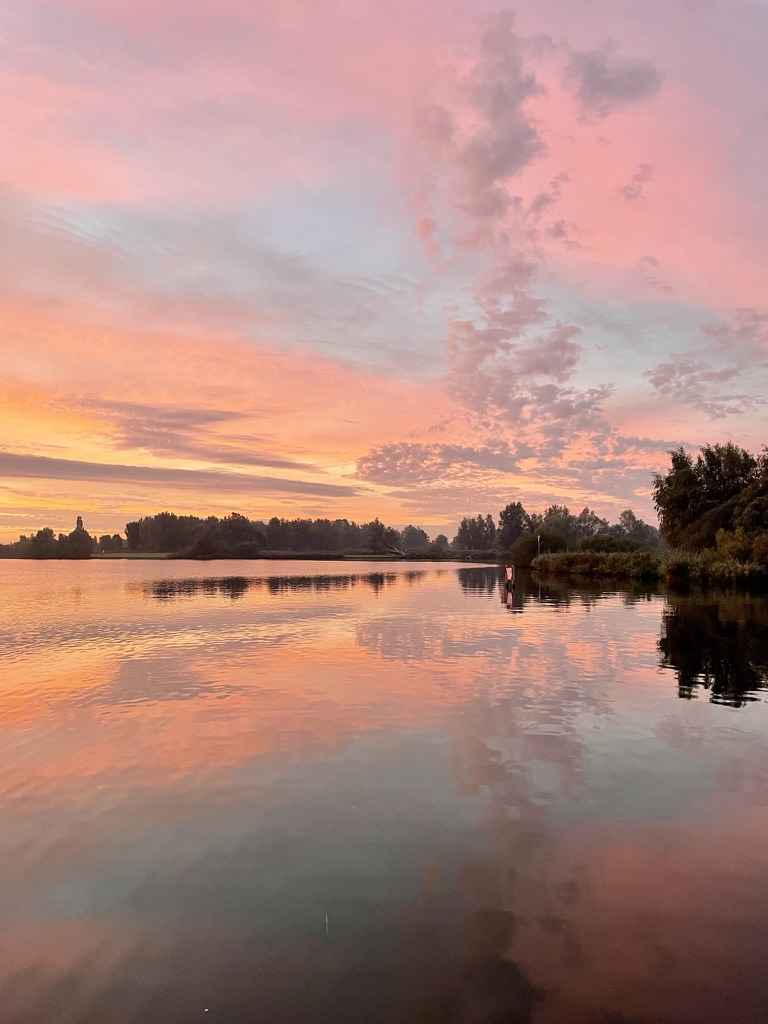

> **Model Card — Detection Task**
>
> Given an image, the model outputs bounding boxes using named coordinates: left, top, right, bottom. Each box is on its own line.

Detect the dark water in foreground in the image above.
left=2, top=561, right=768, bottom=1024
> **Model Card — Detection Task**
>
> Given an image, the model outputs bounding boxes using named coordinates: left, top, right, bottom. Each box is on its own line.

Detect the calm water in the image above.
left=2, top=561, right=768, bottom=1024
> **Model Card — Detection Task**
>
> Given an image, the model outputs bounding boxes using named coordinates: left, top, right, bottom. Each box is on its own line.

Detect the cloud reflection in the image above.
left=3, top=563, right=768, bottom=1022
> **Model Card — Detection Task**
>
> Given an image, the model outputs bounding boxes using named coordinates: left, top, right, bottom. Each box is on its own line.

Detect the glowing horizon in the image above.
left=2, top=1, right=767, bottom=541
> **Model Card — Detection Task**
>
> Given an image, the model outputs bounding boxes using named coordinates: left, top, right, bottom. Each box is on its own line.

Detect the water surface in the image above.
left=2, top=560, right=768, bottom=1023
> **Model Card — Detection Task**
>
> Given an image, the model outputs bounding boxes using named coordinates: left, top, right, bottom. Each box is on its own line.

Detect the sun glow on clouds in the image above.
left=2, top=0, right=768, bottom=539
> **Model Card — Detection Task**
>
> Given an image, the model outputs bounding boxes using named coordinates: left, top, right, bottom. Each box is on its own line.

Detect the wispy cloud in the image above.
left=645, top=355, right=765, bottom=418
left=78, top=399, right=316, bottom=471
left=564, top=43, right=662, bottom=118
left=620, top=163, right=653, bottom=201
left=0, top=451, right=362, bottom=497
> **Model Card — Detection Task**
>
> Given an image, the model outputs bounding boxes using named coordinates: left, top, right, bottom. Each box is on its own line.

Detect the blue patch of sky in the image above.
left=535, top=276, right=710, bottom=389
left=49, top=166, right=459, bottom=374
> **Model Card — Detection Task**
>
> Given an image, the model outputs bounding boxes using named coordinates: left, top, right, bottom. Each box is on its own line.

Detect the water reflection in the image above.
left=3, top=561, right=768, bottom=1022
left=143, top=570, right=426, bottom=600
left=457, top=566, right=499, bottom=595
left=659, top=593, right=768, bottom=706
left=148, top=575, right=252, bottom=600
left=457, top=566, right=658, bottom=613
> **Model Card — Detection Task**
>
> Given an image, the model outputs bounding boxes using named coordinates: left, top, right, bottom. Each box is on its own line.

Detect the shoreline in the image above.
left=2, top=552, right=497, bottom=564
left=533, top=550, right=768, bottom=589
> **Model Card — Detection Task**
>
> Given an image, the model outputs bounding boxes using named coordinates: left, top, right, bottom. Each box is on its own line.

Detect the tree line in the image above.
left=452, top=504, right=658, bottom=563
left=0, top=517, right=123, bottom=559
left=0, top=505, right=656, bottom=561
left=120, top=512, right=450, bottom=558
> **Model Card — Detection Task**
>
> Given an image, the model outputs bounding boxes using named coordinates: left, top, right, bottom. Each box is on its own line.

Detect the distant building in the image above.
left=76, top=516, right=84, bottom=531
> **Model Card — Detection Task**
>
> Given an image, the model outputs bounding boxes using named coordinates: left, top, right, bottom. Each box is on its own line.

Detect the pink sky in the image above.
left=2, top=0, right=767, bottom=539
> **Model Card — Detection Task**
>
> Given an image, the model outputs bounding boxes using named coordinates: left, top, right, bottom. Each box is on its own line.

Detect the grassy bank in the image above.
left=533, top=550, right=768, bottom=587
left=533, top=550, right=662, bottom=581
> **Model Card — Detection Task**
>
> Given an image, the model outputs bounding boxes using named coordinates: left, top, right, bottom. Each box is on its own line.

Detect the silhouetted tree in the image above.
left=452, top=501, right=658, bottom=563
left=653, top=443, right=761, bottom=548
left=453, top=514, right=496, bottom=551
left=98, top=533, right=124, bottom=553
left=59, top=519, right=95, bottom=558
left=29, top=527, right=57, bottom=557
left=401, top=525, right=430, bottom=552
left=497, top=502, right=530, bottom=549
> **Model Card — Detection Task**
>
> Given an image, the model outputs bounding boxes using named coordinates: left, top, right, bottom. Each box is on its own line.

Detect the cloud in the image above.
left=565, top=43, right=662, bottom=118
left=414, top=10, right=545, bottom=229
left=620, top=162, right=653, bottom=201
left=355, top=418, right=670, bottom=514
left=546, top=219, right=580, bottom=249
left=401, top=17, right=623, bottom=466
left=0, top=451, right=361, bottom=496
left=0, top=188, right=434, bottom=374
left=703, top=307, right=768, bottom=361
left=514, top=324, right=583, bottom=380
left=458, top=11, right=545, bottom=219
left=645, top=355, right=764, bottom=418
left=356, top=441, right=532, bottom=485
left=445, top=277, right=604, bottom=452
left=524, top=174, right=581, bottom=248
left=79, top=399, right=315, bottom=471
left=645, top=308, right=768, bottom=417
left=527, top=173, right=569, bottom=221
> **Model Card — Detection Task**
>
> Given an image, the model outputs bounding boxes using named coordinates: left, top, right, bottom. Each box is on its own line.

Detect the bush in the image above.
left=753, top=533, right=768, bottom=567
left=533, top=550, right=662, bottom=580
left=716, top=527, right=752, bottom=562
left=664, top=549, right=697, bottom=583
left=664, top=548, right=768, bottom=586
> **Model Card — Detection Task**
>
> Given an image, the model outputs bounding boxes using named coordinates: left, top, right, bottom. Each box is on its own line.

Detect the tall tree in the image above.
left=401, top=525, right=430, bottom=552
left=497, top=502, right=530, bottom=548
left=653, top=444, right=759, bottom=547
left=652, top=447, right=703, bottom=546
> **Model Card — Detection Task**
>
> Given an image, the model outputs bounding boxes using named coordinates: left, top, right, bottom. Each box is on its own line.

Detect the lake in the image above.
left=1, top=560, right=768, bottom=1023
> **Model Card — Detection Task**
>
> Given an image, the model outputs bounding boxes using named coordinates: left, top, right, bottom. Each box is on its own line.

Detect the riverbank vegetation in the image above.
left=533, top=550, right=663, bottom=581
left=533, top=549, right=768, bottom=586
left=533, top=444, right=768, bottom=586
left=451, top=504, right=659, bottom=564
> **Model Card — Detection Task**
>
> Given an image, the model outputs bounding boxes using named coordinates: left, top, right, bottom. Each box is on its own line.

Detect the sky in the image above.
left=2, top=0, right=768, bottom=540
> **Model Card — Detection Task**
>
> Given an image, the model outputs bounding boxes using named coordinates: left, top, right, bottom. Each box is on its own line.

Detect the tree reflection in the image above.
left=457, top=567, right=499, bottom=595
left=658, top=594, right=768, bottom=706
left=456, top=567, right=657, bottom=613
left=149, top=576, right=251, bottom=600
left=144, top=571, right=418, bottom=600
